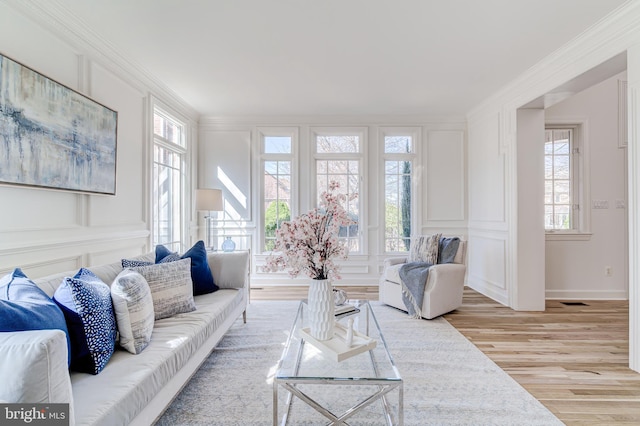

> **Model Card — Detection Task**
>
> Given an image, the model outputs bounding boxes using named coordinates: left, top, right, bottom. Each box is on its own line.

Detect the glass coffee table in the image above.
left=273, top=300, right=403, bottom=425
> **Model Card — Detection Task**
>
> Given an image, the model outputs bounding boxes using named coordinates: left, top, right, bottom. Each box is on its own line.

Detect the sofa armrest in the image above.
left=207, top=251, right=249, bottom=289
left=383, top=257, right=408, bottom=268
left=0, top=330, right=74, bottom=409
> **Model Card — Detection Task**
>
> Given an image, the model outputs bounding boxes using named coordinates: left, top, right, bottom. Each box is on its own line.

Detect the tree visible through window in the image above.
left=384, top=136, right=413, bottom=251
left=263, top=135, right=292, bottom=251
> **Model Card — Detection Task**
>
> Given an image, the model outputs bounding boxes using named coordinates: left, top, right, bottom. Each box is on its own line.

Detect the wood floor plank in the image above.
left=251, top=285, right=640, bottom=424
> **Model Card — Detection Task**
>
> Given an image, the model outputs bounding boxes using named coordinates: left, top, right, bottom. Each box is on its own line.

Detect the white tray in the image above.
left=298, top=323, right=377, bottom=362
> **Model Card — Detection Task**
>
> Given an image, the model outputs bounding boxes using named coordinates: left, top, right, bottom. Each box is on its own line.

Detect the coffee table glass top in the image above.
left=275, top=299, right=402, bottom=382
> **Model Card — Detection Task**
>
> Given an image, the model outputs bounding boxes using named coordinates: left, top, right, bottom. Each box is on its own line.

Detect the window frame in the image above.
left=544, top=121, right=591, bottom=241
left=311, top=127, right=367, bottom=255
left=152, top=103, right=189, bottom=252
left=258, top=127, right=298, bottom=254
left=380, top=128, right=419, bottom=253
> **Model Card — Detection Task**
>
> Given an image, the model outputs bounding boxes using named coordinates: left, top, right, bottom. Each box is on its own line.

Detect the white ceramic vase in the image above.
left=307, top=279, right=335, bottom=341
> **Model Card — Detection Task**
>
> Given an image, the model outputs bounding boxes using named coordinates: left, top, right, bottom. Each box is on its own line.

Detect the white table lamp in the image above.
left=195, top=188, right=223, bottom=250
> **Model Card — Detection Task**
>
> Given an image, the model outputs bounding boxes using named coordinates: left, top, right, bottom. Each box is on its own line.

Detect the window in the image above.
left=314, top=131, right=364, bottom=253
left=153, top=107, right=186, bottom=251
left=261, top=130, right=296, bottom=252
left=545, top=127, right=579, bottom=231
left=383, top=135, right=415, bottom=252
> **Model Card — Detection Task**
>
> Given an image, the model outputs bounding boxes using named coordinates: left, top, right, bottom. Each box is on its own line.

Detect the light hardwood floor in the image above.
left=250, top=285, right=640, bottom=425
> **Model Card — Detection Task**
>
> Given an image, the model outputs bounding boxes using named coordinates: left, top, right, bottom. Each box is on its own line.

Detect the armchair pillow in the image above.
left=438, top=236, right=461, bottom=264
left=409, top=233, right=442, bottom=264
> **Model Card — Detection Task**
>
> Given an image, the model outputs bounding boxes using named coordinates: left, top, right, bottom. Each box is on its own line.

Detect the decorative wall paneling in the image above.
left=0, top=1, right=195, bottom=278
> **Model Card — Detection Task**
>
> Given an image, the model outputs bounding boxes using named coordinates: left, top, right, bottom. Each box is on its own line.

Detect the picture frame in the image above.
left=0, top=52, right=118, bottom=195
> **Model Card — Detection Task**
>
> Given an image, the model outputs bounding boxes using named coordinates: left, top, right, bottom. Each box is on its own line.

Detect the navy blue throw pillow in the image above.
left=53, top=268, right=117, bottom=375
left=121, top=259, right=153, bottom=268
left=0, top=268, right=71, bottom=365
left=155, top=240, right=218, bottom=295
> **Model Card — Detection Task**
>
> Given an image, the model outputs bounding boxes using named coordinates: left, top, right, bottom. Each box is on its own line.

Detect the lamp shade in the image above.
left=195, top=189, right=223, bottom=211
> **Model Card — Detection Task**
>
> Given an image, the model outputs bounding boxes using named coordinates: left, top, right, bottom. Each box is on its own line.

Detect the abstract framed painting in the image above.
left=0, top=53, right=118, bottom=195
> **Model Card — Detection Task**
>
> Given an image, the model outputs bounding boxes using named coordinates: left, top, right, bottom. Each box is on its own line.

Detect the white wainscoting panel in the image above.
left=0, top=256, right=82, bottom=280
left=468, top=114, right=505, bottom=223
left=87, top=60, right=147, bottom=228
left=426, top=130, right=465, bottom=222
left=199, top=130, right=252, bottom=222
left=467, top=233, right=508, bottom=304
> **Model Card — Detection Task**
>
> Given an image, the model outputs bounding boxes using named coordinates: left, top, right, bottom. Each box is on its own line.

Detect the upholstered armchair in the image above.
left=379, top=236, right=467, bottom=319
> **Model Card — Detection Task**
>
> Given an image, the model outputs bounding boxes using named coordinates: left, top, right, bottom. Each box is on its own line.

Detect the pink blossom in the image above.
left=263, top=181, right=357, bottom=281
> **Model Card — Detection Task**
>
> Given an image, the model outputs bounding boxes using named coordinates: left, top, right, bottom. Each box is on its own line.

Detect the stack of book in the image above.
left=334, top=303, right=360, bottom=319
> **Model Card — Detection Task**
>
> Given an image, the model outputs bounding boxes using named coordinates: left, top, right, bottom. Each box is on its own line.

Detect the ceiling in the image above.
left=53, top=0, right=627, bottom=118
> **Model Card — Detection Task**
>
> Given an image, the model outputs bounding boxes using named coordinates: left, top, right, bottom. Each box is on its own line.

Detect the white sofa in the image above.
left=0, top=250, right=249, bottom=426
left=379, top=239, right=467, bottom=319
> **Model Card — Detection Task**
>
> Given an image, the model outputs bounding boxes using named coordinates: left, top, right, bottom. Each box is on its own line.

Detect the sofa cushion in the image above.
left=53, top=268, right=117, bottom=375
left=111, top=270, right=155, bottom=354
left=130, top=258, right=197, bottom=320
left=0, top=268, right=71, bottom=365
left=155, top=240, right=219, bottom=295
left=69, top=288, right=245, bottom=426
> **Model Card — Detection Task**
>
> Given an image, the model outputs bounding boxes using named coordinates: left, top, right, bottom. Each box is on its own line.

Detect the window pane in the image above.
left=263, top=159, right=292, bottom=251
left=386, top=161, right=399, bottom=174
left=264, top=161, right=278, bottom=175
left=264, top=136, right=292, bottom=154
left=384, top=159, right=411, bottom=252
left=554, top=181, right=570, bottom=202
left=544, top=181, right=553, bottom=204
left=384, top=136, right=412, bottom=154
left=545, top=156, right=553, bottom=179
left=554, top=155, right=570, bottom=179
left=153, top=144, right=182, bottom=247
left=316, top=135, right=360, bottom=153
left=154, top=112, right=183, bottom=146
left=544, top=127, right=575, bottom=231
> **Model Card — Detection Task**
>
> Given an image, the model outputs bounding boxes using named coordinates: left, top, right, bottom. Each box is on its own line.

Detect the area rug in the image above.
left=155, top=301, right=562, bottom=425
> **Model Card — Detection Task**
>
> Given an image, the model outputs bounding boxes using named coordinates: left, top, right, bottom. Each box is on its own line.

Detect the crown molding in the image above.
left=199, top=114, right=466, bottom=129
left=467, top=0, right=640, bottom=121
left=3, top=0, right=199, bottom=121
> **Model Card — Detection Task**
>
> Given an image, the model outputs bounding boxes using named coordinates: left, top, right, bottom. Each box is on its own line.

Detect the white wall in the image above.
left=199, top=117, right=467, bottom=286
left=0, top=2, right=197, bottom=278
left=545, top=72, right=628, bottom=299
left=466, top=1, right=640, bottom=370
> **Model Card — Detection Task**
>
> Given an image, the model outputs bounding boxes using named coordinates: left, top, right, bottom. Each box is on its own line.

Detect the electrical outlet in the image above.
left=605, top=266, right=613, bottom=277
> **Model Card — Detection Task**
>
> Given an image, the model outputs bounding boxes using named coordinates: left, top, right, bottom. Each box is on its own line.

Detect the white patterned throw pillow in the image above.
left=130, top=258, right=196, bottom=320
left=111, top=270, right=155, bottom=354
left=408, top=233, right=442, bottom=264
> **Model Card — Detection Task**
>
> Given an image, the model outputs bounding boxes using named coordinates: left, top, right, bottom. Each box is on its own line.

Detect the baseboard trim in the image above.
left=546, top=289, right=628, bottom=300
